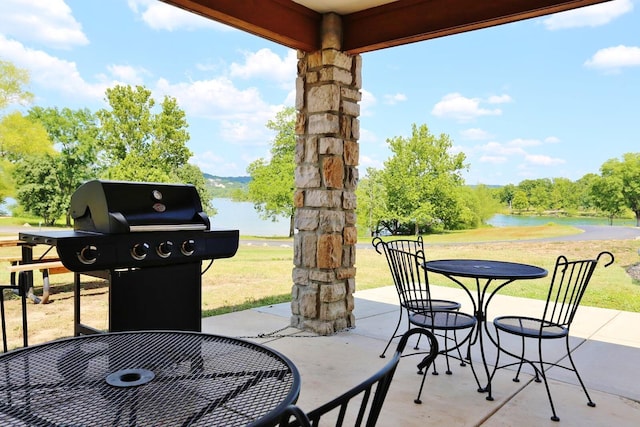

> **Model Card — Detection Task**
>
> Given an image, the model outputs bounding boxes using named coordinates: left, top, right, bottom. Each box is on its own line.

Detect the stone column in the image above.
left=290, top=13, right=361, bottom=335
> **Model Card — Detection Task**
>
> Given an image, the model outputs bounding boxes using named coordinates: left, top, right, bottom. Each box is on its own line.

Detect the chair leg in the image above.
left=427, top=329, right=471, bottom=377
left=536, top=341, right=560, bottom=422
left=513, top=335, right=527, bottom=382
left=564, top=336, right=596, bottom=409
left=443, top=330, right=453, bottom=375
left=455, top=329, right=466, bottom=367
left=414, top=353, right=436, bottom=404
left=1, top=289, right=8, bottom=353
left=486, top=331, right=504, bottom=400
left=380, top=309, right=404, bottom=358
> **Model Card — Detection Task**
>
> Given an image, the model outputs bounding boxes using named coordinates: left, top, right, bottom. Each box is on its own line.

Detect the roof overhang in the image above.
left=160, top=0, right=611, bottom=54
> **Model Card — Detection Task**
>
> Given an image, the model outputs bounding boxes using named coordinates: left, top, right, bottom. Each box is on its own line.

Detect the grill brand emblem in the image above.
left=153, top=203, right=166, bottom=212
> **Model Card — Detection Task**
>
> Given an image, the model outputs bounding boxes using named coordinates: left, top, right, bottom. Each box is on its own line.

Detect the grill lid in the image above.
left=70, top=180, right=210, bottom=234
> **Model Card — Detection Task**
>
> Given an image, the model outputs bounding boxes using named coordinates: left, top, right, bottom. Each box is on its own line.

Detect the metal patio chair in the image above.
left=488, top=251, right=614, bottom=421
left=278, top=328, right=439, bottom=427
left=372, top=236, right=462, bottom=368
left=383, top=247, right=476, bottom=403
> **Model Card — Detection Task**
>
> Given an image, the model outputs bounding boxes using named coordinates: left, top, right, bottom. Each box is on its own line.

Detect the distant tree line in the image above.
left=497, top=154, right=640, bottom=226
left=360, top=150, right=640, bottom=236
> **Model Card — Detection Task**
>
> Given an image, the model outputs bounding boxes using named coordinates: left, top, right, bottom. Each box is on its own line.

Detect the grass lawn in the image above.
left=1, top=223, right=639, bottom=350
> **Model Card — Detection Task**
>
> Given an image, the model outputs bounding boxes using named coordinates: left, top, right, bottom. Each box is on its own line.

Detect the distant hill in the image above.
left=203, top=174, right=250, bottom=197
left=201, top=173, right=502, bottom=198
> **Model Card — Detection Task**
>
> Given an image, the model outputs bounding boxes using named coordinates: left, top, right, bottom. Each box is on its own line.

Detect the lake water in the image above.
left=487, top=214, right=636, bottom=227
left=209, top=198, right=290, bottom=236
left=209, top=199, right=636, bottom=237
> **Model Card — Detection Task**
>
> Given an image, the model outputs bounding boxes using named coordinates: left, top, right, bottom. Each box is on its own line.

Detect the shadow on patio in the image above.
left=202, top=285, right=640, bottom=426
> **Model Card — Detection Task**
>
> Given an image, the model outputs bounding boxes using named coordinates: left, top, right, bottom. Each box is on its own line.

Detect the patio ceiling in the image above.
left=160, top=0, right=610, bottom=54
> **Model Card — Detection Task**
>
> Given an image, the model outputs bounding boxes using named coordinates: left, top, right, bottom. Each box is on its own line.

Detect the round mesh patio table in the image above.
left=424, top=259, right=547, bottom=398
left=0, top=331, right=300, bottom=426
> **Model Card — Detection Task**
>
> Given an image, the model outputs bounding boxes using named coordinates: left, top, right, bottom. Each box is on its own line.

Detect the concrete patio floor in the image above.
left=202, top=285, right=640, bottom=427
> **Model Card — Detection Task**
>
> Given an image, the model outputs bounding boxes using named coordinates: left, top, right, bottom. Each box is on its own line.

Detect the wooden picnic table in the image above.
left=1, top=238, right=72, bottom=350
left=1, top=239, right=70, bottom=304
left=0, top=239, right=22, bottom=248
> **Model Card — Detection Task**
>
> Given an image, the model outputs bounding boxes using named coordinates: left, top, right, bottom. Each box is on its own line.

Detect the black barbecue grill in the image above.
left=18, top=180, right=239, bottom=335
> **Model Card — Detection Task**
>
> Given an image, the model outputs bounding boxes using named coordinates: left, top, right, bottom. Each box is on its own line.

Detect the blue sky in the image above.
left=1, top=0, right=638, bottom=186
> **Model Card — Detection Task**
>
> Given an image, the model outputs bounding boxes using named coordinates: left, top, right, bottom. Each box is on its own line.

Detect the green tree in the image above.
left=499, top=184, right=517, bottom=211
left=550, top=177, right=577, bottom=212
left=246, top=107, right=296, bottom=237
left=590, top=175, right=626, bottom=225
left=0, top=59, right=35, bottom=207
left=355, top=167, right=388, bottom=236
left=382, top=123, right=468, bottom=234
left=512, top=189, right=529, bottom=212
left=464, top=185, right=502, bottom=226
left=13, top=154, right=66, bottom=225
left=28, top=107, right=99, bottom=225
left=574, top=173, right=599, bottom=211
left=598, top=153, right=640, bottom=226
left=520, top=178, right=552, bottom=212
left=95, top=85, right=209, bottom=205
left=0, top=112, right=53, bottom=203
left=96, top=85, right=191, bottom=175
left=0, top=60, right=33, bottom=111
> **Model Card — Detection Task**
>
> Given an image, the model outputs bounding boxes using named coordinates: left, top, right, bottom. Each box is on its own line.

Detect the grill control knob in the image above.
left=157, top=240, right=173, bottom=258
left=181, top=239, right=196, bottom=256
left=131, top=243, right=150, bottom=260
left=78, top=245, right=98, bottom=265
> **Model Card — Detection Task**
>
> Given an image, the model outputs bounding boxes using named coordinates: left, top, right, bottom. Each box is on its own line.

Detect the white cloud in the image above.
left=383, top=93, right=407, bottom=105
left=283, top=88, right=296, bottom=106
left=155, top=76, right=270, bottom=120
left=106, top=64, right=149, bottom=85
left=154, top=76, right=287, bottom=149
left=358, top=127, right=377, bottom=143
left=127, top=0, right=229, bottom=31
left=473, top=135, right=565, bottom=177
left=515, top=164, right=537, bottom=179
left=359, top=154, right=384, bottom=171
left=542, top=0, right=633, bottom=30
left=525, top=154, right=565, bottom=166
left=191, top=151, right=242, bottom=176
left=460, top=128, right=492, bottom=140
left=544, top=136, right=561, bottom=144
left=487, top=94, right=512, bottom=104
left=508, top=138, right=542, bottom=148
left=219, top=120, right=270, bottom=144
left=0, top=35, right=107, bottom=102
left=229, top=48, right=297, bottom=84
left=359, top=89, right=376, bottom=117
left=195, top=60, right=224, bottom=73
left=479, top=155, right=508, bottom=164
left=584, top=45, right=640, bottom=72
left=0, top=0, right=88, bottom=49
left=481, top=141, right=526, bottom=156
left=431, top=93, right=502, bottom=122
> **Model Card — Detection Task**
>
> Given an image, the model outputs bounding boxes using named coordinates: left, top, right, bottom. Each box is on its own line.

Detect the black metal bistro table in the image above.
left=0, top=331, right=300, bottom=426
left=423, top=259, right=547, bottom=399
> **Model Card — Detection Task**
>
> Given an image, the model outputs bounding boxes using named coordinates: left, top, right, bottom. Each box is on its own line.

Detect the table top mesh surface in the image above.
left=0, top=331, right=298, bottom=426
left=424, top=259, right=548, bottom=280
